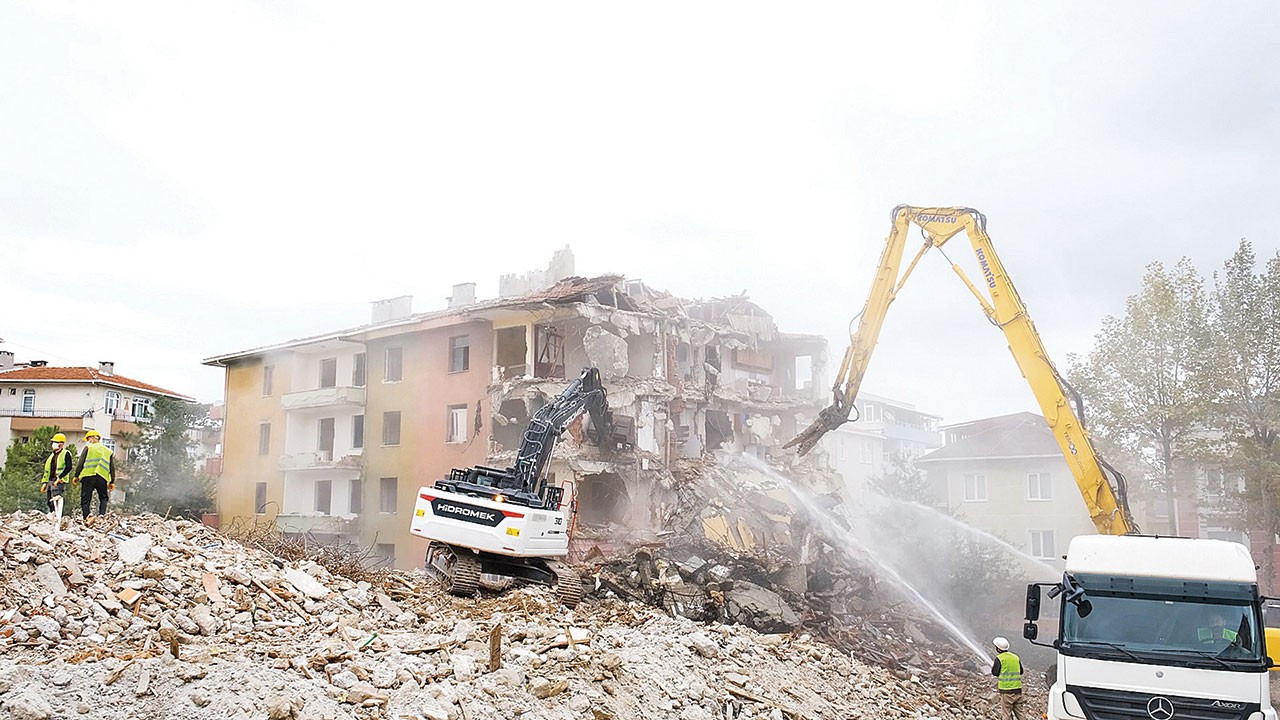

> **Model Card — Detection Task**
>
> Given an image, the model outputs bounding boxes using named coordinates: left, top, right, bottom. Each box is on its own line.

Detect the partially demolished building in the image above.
left=206, top=253, right=833, bottom=569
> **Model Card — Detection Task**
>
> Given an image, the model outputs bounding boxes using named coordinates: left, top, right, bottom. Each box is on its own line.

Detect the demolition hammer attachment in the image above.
left=783, top=400, right=853, bottom=456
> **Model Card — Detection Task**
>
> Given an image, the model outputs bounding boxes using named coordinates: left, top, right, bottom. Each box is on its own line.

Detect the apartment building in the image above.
left=0, top=352, right=193, bottom=467
left=206, top=253, right=830, bottom=570
left=915, top=412, right=1096, bottom=570
left=824, top=392, right=942, bottom=495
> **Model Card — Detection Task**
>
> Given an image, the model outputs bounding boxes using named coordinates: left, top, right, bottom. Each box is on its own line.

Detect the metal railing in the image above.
left=0, top=408, right=88, bottom=418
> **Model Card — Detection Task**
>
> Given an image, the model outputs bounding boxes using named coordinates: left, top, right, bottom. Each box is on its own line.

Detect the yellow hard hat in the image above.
left=52, top=433, right=67, bottom=443
left=85, top=430, right=102, bottom=439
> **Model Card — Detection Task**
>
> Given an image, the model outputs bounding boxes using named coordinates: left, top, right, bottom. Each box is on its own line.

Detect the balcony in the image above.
left=0, top=408, right=87, bottom=418
left=281, top=386, right=366, bottom=411
left=278, top=450, right=363, bottom=471
left=109, top=409, right=152, bottom=424
left=274, top=513, right=359, bottom=536
left=0, top=408, right=86, bottom=432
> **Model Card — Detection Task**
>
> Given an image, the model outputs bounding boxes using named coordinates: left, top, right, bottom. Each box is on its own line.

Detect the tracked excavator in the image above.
left=410, top=367, right=613, bottom=607
left=787, top=206, right=1280, bottom=717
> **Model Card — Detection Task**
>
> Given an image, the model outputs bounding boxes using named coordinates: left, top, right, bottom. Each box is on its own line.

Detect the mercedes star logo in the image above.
left=1147, top=696, right=1175, bottom=720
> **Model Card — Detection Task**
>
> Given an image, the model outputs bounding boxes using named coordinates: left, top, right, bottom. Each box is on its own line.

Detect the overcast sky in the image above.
left=2, top=1, right=1277, bottom=425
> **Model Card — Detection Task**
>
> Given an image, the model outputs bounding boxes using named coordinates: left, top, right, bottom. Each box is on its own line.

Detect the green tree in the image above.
left=871, top=451, right=935, bottom=503
left=0, top=426, right=79, bottom=515
left=1070, top=258, right=1216, bottom=534
left=125, top=398, right=215, bottom=519
left=1209, top=241, right=1280, bottom=582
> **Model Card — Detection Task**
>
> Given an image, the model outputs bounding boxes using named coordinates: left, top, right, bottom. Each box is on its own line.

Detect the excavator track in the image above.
left=449, top=551, right=482, bottom=597
left=547, top=560, right=583, bottom=608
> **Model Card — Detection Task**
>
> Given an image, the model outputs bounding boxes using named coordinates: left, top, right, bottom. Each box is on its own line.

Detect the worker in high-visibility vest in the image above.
left=74, top=430, right=115, bottom=525
left=41, top=432, right=74, bottom=520
left=991, top=636, right=1024, bottom=720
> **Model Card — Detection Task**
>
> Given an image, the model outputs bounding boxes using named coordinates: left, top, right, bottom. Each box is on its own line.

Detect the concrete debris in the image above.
left=0, top=510, right=1042, bottom=719
left=582, top=326, right=629, bottom=380
left=116, top=533, right=153, bottom=565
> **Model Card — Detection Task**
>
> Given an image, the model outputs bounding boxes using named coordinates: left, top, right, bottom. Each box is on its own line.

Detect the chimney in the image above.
left=99, top=361, right=115, bottom=376
left=448, top=283, right=476, bottom=309
left=371, top=295, right=413, bottom=324
left=0, top=351, right=12, bottom=370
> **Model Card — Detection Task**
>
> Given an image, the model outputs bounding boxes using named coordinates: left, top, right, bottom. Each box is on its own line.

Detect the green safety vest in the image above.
left=997, top=651, right=1022, bottom=691
left=81, top=442, right=113, bottom=481
left=42, top=449, right=72, bottom=484
left=1197, top=626, right=1238, bottom=643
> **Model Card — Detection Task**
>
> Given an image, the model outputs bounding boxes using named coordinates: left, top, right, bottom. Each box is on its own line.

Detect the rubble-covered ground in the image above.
left=0, top=511, right=1045, bottom=719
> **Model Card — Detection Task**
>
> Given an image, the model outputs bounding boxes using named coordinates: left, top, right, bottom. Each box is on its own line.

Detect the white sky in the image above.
left=2, top=1, right=1277, bottom=424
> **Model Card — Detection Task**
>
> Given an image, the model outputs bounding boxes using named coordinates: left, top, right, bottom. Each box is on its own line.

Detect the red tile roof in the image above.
left=0, top=367, right=194, bottom=401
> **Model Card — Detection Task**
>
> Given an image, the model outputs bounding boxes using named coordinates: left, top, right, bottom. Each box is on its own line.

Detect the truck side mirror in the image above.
left=1023, top=622, right=1038, bottom=641
left=1025, top=584, right=1042, bottom=621
left=1077, top=599, right=1093, bottom=618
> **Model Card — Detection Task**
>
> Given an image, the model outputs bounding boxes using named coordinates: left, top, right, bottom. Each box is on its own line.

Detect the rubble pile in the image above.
left=581, top=454, right=1027, bottom=689
left=0, top=511, right=1035, bottom=719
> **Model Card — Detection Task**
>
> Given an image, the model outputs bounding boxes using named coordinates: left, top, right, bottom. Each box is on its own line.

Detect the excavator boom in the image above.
left=786, top=205, right=1135, bottom=535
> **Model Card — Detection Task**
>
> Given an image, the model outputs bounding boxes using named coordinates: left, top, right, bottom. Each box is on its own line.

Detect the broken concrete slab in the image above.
left=116, top=534, right=153, bottom=565
left=583, top=326, right=629, bottom=380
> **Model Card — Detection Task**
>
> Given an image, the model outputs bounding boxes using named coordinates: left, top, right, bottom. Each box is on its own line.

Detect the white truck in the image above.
left=1025, top=534, right=1280, bottom=720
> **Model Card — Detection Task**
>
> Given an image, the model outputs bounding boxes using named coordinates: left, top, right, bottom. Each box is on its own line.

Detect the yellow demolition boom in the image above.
left=785, top=205, right=1136, bottom=536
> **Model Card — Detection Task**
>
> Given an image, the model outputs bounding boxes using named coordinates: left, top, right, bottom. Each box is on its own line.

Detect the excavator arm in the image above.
left=512, top=367, right=613, bottom=502
left=785, top=205, right=1136, bottom=535
left=436, top=367, right=613, bottom=510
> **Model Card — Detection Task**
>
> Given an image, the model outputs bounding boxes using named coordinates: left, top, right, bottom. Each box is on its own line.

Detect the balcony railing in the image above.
left=110, top=409, right=151, bottom=424
left=274, top=513, right=359, bottom=536
left=278, top=450, right=363, bottom=471
left=280, top=386, right=366, bottom=411
left=0, top=408, right=88, bottom=418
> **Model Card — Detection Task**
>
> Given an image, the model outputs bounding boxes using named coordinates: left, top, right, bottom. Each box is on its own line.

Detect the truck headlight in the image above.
left=1062, top=690, right=1085, bottom=719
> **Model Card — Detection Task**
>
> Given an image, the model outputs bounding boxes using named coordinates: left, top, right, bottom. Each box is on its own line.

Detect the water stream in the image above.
left=730, top=454, right=992, bottom=665
left=868, top=494, right=1061, bottom=580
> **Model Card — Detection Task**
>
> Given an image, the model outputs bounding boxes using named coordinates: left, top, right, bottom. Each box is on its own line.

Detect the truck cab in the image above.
left=1027, top=535, right=1278, bottom=720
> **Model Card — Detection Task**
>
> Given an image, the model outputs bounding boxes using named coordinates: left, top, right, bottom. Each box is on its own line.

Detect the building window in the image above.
left=258, top=423, right=271, bottom=455
left=318, top=417, right=335, bottom=456
left=447, top=404, right=468, bottom=443
left=1207, top=529, right=1247, bottom=546
left=449, top=335, right=470, bottom=373
left=22, top=389, right=34, bottom=414
left=255, top=482, right=267, bottom=514
left=263, top=365, right=274, bottom=396
left=382, top=411, right=401, bottom=446
left=379, top=477, right=398, bottom=513
left=859, top=442, right=872, bottom=464
left=352, top=353, right=366, bottom=387
left=837, top=441, right=847, bottom=462
left=319, top=357, right=338, bottom=388
left=963, top=473, right=987, bottom=502
left=374, top=543, right=395, bottom=568
left=1027, top=472, right=1052, bottom=501
left=385, top=346, right=403, bottom=382
left=130, top=396, right=152, bottom=419
left=102, top=439, right=116, bottom=452
left=1028, top=530, right=1056, bottom=559
left=352, top=414, right=364, bottom=449
left=104, top=391, right=122, bottom=416
left=315, top=479, right=332, bottom=515
left=349, top=478, right=363, bottom=514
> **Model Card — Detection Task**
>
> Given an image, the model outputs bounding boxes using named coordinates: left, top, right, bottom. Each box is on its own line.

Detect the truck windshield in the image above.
left=1061, top=593, right=1262, bottom=669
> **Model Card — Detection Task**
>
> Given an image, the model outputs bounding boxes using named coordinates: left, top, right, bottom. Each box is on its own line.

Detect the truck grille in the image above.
left=1066, top=685, right=1258, bottom=720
